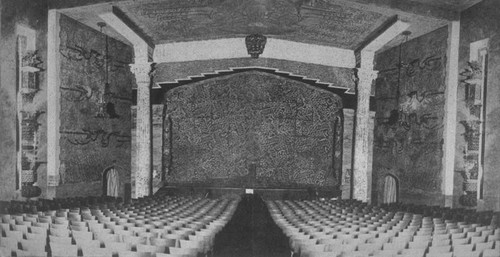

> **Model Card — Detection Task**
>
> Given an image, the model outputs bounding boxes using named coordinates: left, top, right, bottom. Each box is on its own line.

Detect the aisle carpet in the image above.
left=213, top=194, right=290, bottom=257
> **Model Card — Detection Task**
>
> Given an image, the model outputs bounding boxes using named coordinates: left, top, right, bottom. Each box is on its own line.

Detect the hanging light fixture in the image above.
left=396, top=30, right=411, bottom=105
left=386, top=31, right=411, bottom=126
left=96, top=22, right=110, bottom=118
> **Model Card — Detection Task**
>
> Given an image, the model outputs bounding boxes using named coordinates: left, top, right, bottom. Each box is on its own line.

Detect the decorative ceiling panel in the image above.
left=409, top=0, right=482, bottom=11
left=116, top=0, right=390, bottom=49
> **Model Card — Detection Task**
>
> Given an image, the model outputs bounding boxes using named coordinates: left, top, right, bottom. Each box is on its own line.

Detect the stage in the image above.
left=157, top=184, right=341, bottom=200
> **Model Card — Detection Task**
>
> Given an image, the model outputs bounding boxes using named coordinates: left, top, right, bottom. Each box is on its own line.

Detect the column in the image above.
left=442, top=21, right=460, bottom=207
left=46, top=10, right=61, bottom=198
left=130, top=62, right=155, bottom=198
left=352, top=68, right=378, bottom=202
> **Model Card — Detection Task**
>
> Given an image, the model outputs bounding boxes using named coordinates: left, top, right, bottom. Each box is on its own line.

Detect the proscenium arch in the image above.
left=153, top=38, right=356, bottom=68
left=161, top=70, right=345, bottom=187
left=146, top=67, right=376, bottom=111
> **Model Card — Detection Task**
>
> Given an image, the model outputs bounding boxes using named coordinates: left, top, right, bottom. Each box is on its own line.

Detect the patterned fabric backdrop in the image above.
left=163, top=71, right=343, bottom=188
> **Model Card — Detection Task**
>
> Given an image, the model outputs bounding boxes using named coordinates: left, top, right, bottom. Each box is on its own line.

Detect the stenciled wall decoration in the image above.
left=58, top=14, right=133, bottom=187
left=457, top=38, right=489, bottom=207
left=373, top=27, right=447, bottom=204
left=163, top=71, right=343, bottom=188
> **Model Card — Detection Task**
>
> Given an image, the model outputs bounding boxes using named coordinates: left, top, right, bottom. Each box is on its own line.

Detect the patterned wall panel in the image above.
left=373, top=27, right=447, bottom=204
left=58, top=15, right=132, bottom=187
left=163, top=71, right=343, bottom=188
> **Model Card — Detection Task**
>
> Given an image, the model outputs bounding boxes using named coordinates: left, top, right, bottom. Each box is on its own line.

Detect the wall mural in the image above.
left=58, top=14, right=132, bottom=185
left=163, top=71, right=343, bottom=188
left=373, top=27, right=447, bottom=202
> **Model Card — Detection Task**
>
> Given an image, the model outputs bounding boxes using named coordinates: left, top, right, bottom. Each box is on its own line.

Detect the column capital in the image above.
left=129, top=62, right=156, bottom=84
left=354, top=68, right=379, bottom=86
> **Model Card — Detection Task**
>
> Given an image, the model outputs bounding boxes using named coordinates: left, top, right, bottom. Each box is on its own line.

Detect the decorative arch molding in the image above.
left=153, top=38, right=355, bottom=68
left=155, top=67, right=376, bottom=111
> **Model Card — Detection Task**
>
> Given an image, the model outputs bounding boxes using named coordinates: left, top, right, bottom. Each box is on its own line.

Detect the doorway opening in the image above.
left=383, top=174, right=399, bottom=204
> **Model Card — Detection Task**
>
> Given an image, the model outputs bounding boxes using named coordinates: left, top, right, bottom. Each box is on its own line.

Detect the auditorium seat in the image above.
left=0, top=236, right=19, bottom=252
left=122, top=235, right=147, bottom=250
left=266, top=198, right=500, bottom=257
left=151, top=237, right=177, bottom=248
left=475, top=240, right=494, bottom=251
left=20, top=238, right=46, bottom=253
left=4, top=229, right=22, bottom=241
left=483, top=248, right=500, bottom=257
left=399, top=248, right=426, bottom=257
left=136, top=243, right=166, bottom=254
left=118, top=250, right=152, bottom=257
left=81, top=245, right=113, bottom=257
left=26, top=232, right=46, bottom=241
left=425, top=252, right=453, bottom=257
left=454, top=251, right=481, bottom=257
left=0, top=194, right=239, bottom=257
left=15, top=249, right=48, bottom=257
left=49, top=242, right=78, bottom=257
left=168, top=246, right=198, bottom=257
left=373, top=249, right=399, bottom=257
left=155, top=253, right=189, bottom=257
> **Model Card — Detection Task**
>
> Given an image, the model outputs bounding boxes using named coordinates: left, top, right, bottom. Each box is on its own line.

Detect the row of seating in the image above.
left=6, top=196, right=124, bottom=214
left=267, top=199, right=500, bottom=257
left=381, top=203, right=500, bottom=228
left=0, top=193, right=240, bottom=257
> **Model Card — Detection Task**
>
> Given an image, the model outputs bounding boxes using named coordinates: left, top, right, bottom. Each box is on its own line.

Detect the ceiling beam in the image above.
left=154, top=38, right=356, bottom=68
left=357, top=18, right=410, bottom=53
left=49, top=0, right=125, bottom=10
left=356, top=18, right=410, bottom=69
left=99, top=6, right=154, bottom=63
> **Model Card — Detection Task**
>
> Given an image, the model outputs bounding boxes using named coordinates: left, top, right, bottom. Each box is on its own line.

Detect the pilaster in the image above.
left=130, top=62, right=155, bottom=198
left=352, top=68, right=378, bottom=202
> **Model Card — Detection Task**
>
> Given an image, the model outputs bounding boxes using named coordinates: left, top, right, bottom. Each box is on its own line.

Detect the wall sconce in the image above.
left=20, top=50, right=43, bottom=97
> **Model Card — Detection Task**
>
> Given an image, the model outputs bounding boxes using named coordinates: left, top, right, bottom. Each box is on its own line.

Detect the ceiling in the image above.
left=408, top=0, right=481, bottom=11
left=59, top=0, right=482, bottom=52
left=116, top=0, right=390, bottom=49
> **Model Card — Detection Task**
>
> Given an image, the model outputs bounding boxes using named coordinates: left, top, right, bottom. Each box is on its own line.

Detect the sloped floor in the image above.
left=213, top=194, right=290, bottom=257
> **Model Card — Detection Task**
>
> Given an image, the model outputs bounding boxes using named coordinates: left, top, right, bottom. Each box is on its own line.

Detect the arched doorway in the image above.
left=383, top=174, right=399, bottom=204
left=102, top=162, right=119, bottom=197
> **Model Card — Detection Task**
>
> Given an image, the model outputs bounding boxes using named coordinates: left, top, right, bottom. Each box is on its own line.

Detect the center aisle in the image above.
left=213, top=194, right=290, bottom=257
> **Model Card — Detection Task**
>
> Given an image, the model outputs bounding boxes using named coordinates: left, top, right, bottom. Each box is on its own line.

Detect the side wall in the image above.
left=459, top=0, right=500, bottom=211
left=0, top=0, right=48, bottom=200
left=373, top=27, right=448, bottom=205
left=56, top=14, right=133, bottom=197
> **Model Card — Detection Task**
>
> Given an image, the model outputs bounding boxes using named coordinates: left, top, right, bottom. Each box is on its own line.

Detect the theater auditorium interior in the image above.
left=1, top=0, right=500, bottom=256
